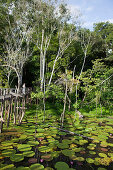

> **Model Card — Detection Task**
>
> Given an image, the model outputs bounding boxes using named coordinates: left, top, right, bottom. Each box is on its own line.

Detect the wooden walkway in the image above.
left=0, top=87, right=32, bottom=133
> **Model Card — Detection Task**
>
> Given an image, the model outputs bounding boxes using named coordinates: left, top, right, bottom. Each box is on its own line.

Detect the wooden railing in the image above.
left=0, top=87, right=32, bottom=133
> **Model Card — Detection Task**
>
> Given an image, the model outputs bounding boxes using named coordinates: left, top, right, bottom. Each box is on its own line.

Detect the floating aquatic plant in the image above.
left=62, top=149, right=75, bottom=157
left=22, top=150, right=35, bottom=157
left=30, top=163, right=44, bottom=170
left=99, top=153, right=107, bottom=158
left=57, top=143, right=69, bottom=149
left=27, top=140, right=39, bottom=146
left=38, top=146, right=53, bottom=152
left=0, top=164, right=15, bottom=170
left=17, top=144, right=32, bottom=152
left=89, top=151, right=96, bottom=155
left=55, top=162, right=69, bottom=170
left=10, top=154, right=24, bottom=162
left=1, top=149, right=16, bottom=157
left=41, top=154, right=53, bottom=161
left=86, top=158, right=94, bottom=164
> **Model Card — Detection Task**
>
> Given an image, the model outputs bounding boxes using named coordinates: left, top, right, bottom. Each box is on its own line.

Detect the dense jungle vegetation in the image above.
left=0, top=0, right=113, bottom=170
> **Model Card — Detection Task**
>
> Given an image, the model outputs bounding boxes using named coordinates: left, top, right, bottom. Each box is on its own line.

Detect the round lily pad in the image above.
left=27, top=141, right=39, bottom=146
left=2, top=149, right=16, bottom=157
left=86, top=158, right=94, bottom=163
left=17, top=144, right=32, bottom=152
left=0, top=164, right=15, bottom=170
left=62, top=149, right=75, bottom=157
left=74, top=157, right=85, bottom=161
left=99, top=153, right=107, bottom=158
left=23, top=151, right=35, bottom=157
left=10, top=154, right=24, bottom=162
left=41, top=154, right=53, bottom=161
left=55, top=162, right=69, bottom=170
left=51, top=151, right=60, bottom=158
left=57, top=143, right=69, bottom=149
left=38, top=146, right=53, bottom=153
left=30, top=163, right=44, bottom=170
left=89, top=151, right=96, bottom=155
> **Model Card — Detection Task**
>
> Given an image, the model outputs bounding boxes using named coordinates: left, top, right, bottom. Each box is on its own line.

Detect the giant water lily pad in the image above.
left=86, top=158, right=94, bottom=163
left=38, top=146, right=53, bottom=152
left=10, top=154, right=24, bottom=162
left=57, top=143, right=69, bottom=149
left=1, top=149, right=16, bottom=157
left=75, top=157, right=85, bottom=161
left=72, top=147, right=82, bottom=152
left=79, top=140, right=88, bottom=145
left=27, top=141, right=39, bottom=146
left=41, top=154, right=53, bottom=161
left=99, top=153, right=107, bottom=158
left=0, top=164, right=15, bottom=170
left=55, top=162, right=69, bottom=170
left=23, top=151, right=35, bottom=157
left=30, top=163, right=44, bottom=170
left=51, top=151, right=60, bottom=158
left=62, top=149, right=75, bottom=157
left=89, top=151, right=96, bottom=155
left=17, top=144, right=32, bottom=151
left=62, top=139, right=72, bottom=144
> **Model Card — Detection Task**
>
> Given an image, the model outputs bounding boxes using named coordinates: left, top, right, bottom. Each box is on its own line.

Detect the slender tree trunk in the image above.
left=40, top=29, right=44, bottom=91
left=61, top=70, right=68, bottom=127
left=18, top=74, right=22, bottom=93
left=13, top=97, right=17, bottom=124
left=43, top=78, right=46, bottom=122
left=7, top=97, right=11, bottom=127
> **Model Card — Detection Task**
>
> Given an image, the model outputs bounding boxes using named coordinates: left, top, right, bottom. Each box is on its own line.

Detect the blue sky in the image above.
left=66, top=0, right=113, bottom=30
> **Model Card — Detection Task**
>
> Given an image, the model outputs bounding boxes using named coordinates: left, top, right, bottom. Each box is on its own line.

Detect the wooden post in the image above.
left=7, top=95, right=11, bottom=127
left=13, top=97, right=17, bottom=124
left=0, top=97, right=5, bottom=133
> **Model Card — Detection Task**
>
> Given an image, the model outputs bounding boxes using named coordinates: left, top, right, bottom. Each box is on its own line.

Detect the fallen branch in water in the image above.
left=48, top=125, right=94, bottom=140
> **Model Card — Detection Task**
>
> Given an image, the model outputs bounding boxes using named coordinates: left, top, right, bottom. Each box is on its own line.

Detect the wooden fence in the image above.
left=0, top=87, right=32, bottom=133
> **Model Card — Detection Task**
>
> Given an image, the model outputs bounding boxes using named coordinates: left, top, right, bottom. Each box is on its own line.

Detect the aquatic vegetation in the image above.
left=10, top=154, right=24, bottom=162
left=41, top=154, right=53, bottom=161
left=62, top=149, right=75, bottom=157
left=86, top=158, right=94, bottom=163
left=0, top=164, right=15, bottom=170
left=99, top=153, right=107, bottom=158
left=1, top=149, right=16, bottom=157
left=30, top=163, right=44, bottom=170
left=22, top=150, right=35, bottom=157
left=55, top=162, right=69, bottom=170
left=0, top=115, right=113, bottom=169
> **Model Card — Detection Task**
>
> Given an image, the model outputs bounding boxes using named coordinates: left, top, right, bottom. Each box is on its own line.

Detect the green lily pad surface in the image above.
left=30, top=163, right=44, bottom=170
left=10, top=154, right=24, bottom=162
left=55, top=162, right=69, bottom=170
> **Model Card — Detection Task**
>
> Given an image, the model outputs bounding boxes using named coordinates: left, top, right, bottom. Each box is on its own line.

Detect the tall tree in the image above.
left=1, top=0, right=33, bottom=91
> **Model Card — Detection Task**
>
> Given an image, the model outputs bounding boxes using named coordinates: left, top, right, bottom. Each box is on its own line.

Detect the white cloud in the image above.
left=107, top=19, right=113, bottom=23
left=67, top=4, right=81, bottom=17
left=86, top=6, right=93, bottom=12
